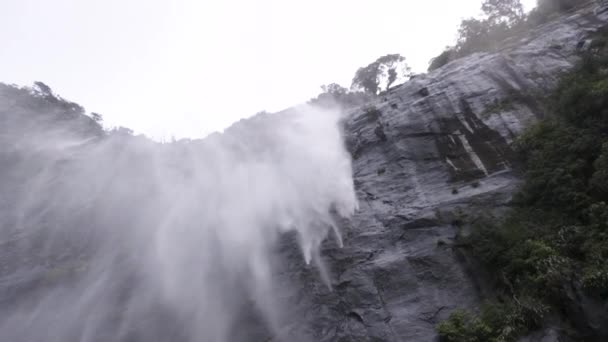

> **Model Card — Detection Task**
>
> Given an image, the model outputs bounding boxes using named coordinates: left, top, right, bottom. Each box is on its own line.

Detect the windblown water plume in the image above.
left=0, top=85, right=357, bottom=342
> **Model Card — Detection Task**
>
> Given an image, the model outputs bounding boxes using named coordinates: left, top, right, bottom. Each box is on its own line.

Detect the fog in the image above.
left=0, top=90, right=357, bottom=341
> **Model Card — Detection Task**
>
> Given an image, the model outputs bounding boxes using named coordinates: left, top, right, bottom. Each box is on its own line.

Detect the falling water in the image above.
left=0, top=100, right=357, bottom=342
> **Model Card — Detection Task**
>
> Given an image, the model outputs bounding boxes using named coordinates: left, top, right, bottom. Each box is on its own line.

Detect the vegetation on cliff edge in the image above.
left=429, top=0, right=592, bottom=71
left=438, top=27, right=608, bottom=341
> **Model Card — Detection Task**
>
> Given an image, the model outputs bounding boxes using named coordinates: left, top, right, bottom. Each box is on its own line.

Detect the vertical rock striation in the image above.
left=291, top=3, right=608, bottom=341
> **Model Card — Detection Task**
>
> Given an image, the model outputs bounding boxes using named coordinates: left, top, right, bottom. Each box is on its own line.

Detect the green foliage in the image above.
left=316, top=54, right=412, bottom=102
left=352, top=54, right=412, bottom=94
left=428, top=0, right=525, bottom=71
left=590, top=143, right=608, bottom=195
left=30, top=81, right=86, bottom=115
left=33, top=81, right=53, bottom=96
left=429, top=49, right=456, bottom=71
left=0, top=82, right=103, bottom=137
left=91, top=112, right=103, bottom=123
left=483, top=0, right=525, bottom=26
left=438, top=301, right=545, bottom=342
left=428, top=0, right=590, bottom=71
left=309, top=83, right=372, bottom=109
left=456, top=18, right=506, bottom=54
left=529, top=0, right=588, bottom=25
left=438, top=309, right=493, bottom=342
left=438, top=34, right=608, bottom=339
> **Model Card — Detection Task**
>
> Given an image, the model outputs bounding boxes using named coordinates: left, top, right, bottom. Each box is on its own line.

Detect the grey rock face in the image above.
left=291, top=3, right=608, bottom=341
left=1, top=4, right=608, bottom=342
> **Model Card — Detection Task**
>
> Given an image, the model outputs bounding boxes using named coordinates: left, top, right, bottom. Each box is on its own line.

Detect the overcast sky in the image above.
left=1, top=0, right=536, bottom=139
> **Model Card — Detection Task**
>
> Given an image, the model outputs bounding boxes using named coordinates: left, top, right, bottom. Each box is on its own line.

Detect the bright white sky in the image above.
left=1, top=0, right=536, bottom=139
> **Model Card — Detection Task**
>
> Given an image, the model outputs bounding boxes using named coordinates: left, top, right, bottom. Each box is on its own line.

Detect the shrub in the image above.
left=438, top=301, right=543, bottom=342
left=429, top=0, right=590, bottom=71
left=429, top=49, right=456, bottom=71
left=438, top=309, right=493, bottom=342
left=438, top=35, right=608, bottom=339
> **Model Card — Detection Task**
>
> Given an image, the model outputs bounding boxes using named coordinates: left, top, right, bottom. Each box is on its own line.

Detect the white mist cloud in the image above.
left=0, top=103, right=356, bottom=341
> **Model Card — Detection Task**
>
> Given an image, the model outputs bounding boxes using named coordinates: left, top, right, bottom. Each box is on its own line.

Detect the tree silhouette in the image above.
left=482, top=0, right=524, bottom=26
left=321, top=83, right=348, bottom=96
left=33, top=81, right=53, bottom=97
left=351, top=54, right=412, bottom=95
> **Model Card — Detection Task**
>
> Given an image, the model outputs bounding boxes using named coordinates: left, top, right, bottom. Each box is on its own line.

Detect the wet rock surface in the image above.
left=289, top=3, right=608, bottom=341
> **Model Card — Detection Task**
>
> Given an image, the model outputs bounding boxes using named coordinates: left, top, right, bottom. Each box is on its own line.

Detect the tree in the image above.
left=428, top=48, right=456, bottom=71
left=309, top=83, right=372, bottom=109
left=387, top=69, right=398, bottom=89
left=321, top=83, right=348, bottom=96
left=529, top=0, right=586, bottom=24
left=352, top=64, right=381, bottom=95
left=33, top=81, right=53, bottom=97
left=91, top=112, right=103, bottom=123
left=427, top=0, right=592, bottom=72
left=457, top=18, right=493, bottom=52
left=454, top=0, right=524, bottom=55
left=482, top=0, right=525, bottom=26
left=351, top=54, right=412, bottom=95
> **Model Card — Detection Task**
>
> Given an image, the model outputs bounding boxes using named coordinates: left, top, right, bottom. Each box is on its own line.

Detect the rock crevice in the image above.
left=295, top=3, right=608, bottom=341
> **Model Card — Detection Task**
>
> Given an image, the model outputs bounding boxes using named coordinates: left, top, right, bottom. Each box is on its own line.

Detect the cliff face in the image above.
left=1, top=3, right=608, bottom=342
left=285, top=3, right=608, bottom=341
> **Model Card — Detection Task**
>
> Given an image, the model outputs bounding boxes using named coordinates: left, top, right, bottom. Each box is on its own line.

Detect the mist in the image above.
left=0, top=88, right=357, bottom=341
